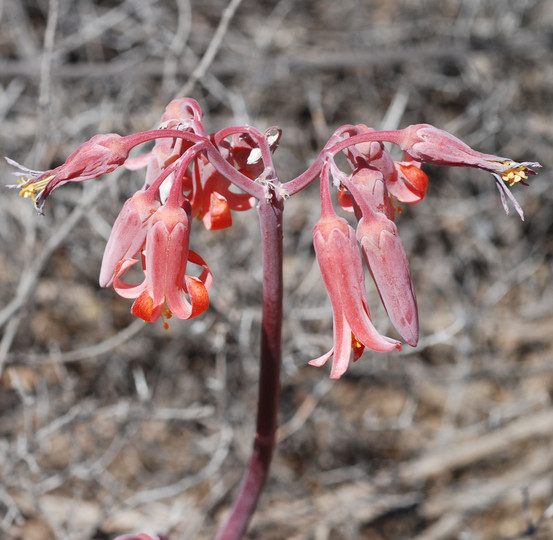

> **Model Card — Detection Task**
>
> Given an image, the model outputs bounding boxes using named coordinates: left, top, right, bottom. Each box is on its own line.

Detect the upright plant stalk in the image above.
left=215, top=193, right=284, bottom=540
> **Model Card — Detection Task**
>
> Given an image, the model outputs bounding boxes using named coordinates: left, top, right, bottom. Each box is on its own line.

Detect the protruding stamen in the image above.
left=161, top=305, right=173, bottom=330
left=500, top=162, right=529, bottom=186
left=18, top=175, right=54, bottom=201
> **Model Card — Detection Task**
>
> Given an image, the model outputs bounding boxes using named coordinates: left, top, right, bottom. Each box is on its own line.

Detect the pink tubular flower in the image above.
left=113, top=194, right=213, bottom=325
left=310, top=168, right=401, bottom=379
left=396, top=124, right=541, bottom=218
left=7, top=134, right=132, bottom=213
left=342, top=172, right=419, bottom=347
left=114, top=203, right=213, bottom=323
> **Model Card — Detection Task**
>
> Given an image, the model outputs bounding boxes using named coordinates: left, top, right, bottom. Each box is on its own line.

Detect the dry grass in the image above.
left=1, top=1, right=553, bottom=539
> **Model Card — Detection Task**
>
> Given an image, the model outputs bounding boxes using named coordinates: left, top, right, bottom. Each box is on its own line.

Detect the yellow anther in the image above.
left=18, top=175, right=54, bottom=201
left=351, top=334, right=363, bottom=350
left=500, top=162, right=528, bottom=187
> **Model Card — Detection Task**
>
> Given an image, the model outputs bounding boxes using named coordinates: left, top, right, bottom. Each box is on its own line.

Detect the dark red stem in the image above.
left=214, top=190, right=284, bottom=540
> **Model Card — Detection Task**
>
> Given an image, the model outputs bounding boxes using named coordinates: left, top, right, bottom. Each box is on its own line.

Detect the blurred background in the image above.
left=1, top=1, right=552, bottom=539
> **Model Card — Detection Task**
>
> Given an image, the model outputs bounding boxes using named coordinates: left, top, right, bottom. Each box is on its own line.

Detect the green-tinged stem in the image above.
left=215, top=192, right=284, bottom=540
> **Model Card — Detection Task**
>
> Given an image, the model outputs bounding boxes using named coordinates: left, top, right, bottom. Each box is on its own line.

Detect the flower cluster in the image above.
left=8, top=98, right=279, bottom=327
left=6, top=105, right=539, bottom=370
left=309, top=123, right=539, bottom=378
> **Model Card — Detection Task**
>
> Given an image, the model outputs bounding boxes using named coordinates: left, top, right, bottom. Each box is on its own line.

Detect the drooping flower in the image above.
left=397, top=124, right=530, bottom=172
left=7, top=134, right=132, bottom=213
left=341, top=173, right=419, bottom=347
left=99, top=151, right=197, bottom=288
left=395, top=123, right=541, bottom=218
left=310, top=164, right=401, bottom=379
left=112, top=180, right=212, bottom=325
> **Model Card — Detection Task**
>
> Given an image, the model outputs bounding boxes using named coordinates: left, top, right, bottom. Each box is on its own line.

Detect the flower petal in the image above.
left=99, top=190, right=159, bottom=287
left=358, top=218, right=419, bottom=346
left=113, top=259, right=147, bottom=299
left=389, top=162, right=428, bottom=204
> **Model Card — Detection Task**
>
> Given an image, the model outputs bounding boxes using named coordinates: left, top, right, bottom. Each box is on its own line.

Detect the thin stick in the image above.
left=32, top=0, right=59, bottom=166
left=177, top=0, right=243, bottom=98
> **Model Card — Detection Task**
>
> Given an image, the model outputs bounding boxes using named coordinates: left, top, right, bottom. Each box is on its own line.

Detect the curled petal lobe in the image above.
left=113, top=259, right=147, bottom=299
left=169, top=275, right=210, bottom=320
left=131, top=290, right=158, bottom=323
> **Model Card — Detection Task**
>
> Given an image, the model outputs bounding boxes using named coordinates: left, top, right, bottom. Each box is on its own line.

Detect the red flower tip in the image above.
left=392, top=162, right=428, bottom=204
left=131, top=290, right=156, bottom=322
